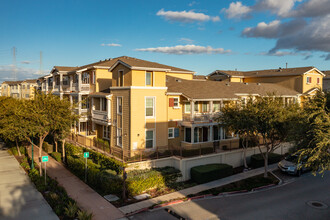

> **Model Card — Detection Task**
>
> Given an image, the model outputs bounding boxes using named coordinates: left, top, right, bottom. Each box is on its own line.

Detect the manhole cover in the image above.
left=307, top=201, right=328, bottom=209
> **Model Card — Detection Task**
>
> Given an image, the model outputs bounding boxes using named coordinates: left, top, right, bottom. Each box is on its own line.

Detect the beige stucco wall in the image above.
left=95, top=69, right=112, bottom=92
left=166, top=72, right=193, bottom=80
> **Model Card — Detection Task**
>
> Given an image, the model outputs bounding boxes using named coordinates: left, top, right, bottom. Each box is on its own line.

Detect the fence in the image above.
left=67, top=134, right=241, bottom=163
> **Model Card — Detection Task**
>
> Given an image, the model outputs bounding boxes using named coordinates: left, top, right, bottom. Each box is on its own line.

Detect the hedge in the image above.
left=8, top=146, right=26, bottom=156
left=127, top=167, right=182, bottom=196
left=50, top=152, right=62, bottom=162
left=191, top=163, right=233, bottom=184
left=65, top=143, right=83, bottom=157
left=250, top=153, right=282, bottom=168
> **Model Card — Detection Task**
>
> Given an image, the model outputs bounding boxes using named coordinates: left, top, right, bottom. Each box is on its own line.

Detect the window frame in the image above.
left=317, top=77, right=320, bottom=84
left=103, top=125, right=110, bottom=140
left=81, top=72, right=90, bottom=84
left=173, top=97, right=180, bottom=108
left=145, top=71, right=152, bottom=86
left=117, top=97, right=123, bottom=115
left=145, top=96, right=155, bottom=118
left=117, top=70, right=124, bottom=87
left=184, top=102, right=191, bottom=113
left=168, top=127, right=174, bottom=139
left=306, top=76, right=312, bottom=84
left=117, top=127, right=122, bottom=147
left=145, top=129, right=155, bottom=149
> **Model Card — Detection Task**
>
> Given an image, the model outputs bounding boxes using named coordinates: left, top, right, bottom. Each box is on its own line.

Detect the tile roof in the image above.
left=2, top=81, right=24, bottom=85
left=166, top=76, right=299, bottom=100
left=212, top=66, right=316, bottom=78
left=323, top=70, right=330, bottom=78
left=53, top=66, right=78, bottom=72
left=193, top=75, right=207, bottom=80
left=23, top=79, right=37, bottom=84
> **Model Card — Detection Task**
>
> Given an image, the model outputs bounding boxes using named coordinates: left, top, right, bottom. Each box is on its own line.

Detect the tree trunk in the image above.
left=54, top=138, right=58, bottom=152
left=16, top=139, right=21, bottom=156
left=264, top=152, right=268, bottom=178
left=243, top=138, right=248, bottom=169
left=61, top=139, right=66, bottom=162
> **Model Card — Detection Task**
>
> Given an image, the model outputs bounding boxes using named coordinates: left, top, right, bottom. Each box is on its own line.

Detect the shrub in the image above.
left=8, top=146, right=26, bottom=156
left=190, top=163, right=233, bottom=184
left=77, top=210, right=93, bottom=220
left=64, top=201, right=78, bottom=218
left=127, top=167, right=182, bottom=195
left=250, top=153, right=282, bottom=168
left=65, top=143, right=83, bottom=157
left=50, top=152, right=62, bottom=162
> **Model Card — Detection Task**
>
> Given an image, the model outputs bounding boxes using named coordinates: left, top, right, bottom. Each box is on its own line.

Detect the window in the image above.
left=168, top=128, right=174, bottom=139
left=185, top=103, right=191, bottom=113
left=73, top=75, right=78, bottom=83
left=202, top=102, right=208, bottom=112
left=101, top=98, right=107, bottom=111
left=145, top=130, right=154, bottom=148
left=213, top=126, right=219, bottom=140
left=103, top=126, right=110, bottom=139
left=194, top=103, right=199, bottom=112
left=145, top=97, right=155, bottom=117
left=117, top=128, right=122, bottom=147
left=48, top=78, right=53, bottom=86
left=81, top=96, right=89, bottom=109
left=56, top=76, right=60, bottom=85
left=27, top=85, right=30, bottom=89
left=173, top=98, right=179, bottom=108
left=185, top=127, right=191, bottom=142
left=25, top=94, right=29, bottom=98
left=117, top=97, right=122, bottom=114
left=213, top=102, right=220, bottom=112
left=146, top=71, right=152, bottom=86
left=317, top=77, right=320, bottom=84
left=117, top=70, right=123, bottom=87
left=82, top=72, right=90, bottom=84
left=22, top=85, right=25, bottom=89
left=307, top=76, right=312, bottom=84
left=63, top=76, right=69, bottom=85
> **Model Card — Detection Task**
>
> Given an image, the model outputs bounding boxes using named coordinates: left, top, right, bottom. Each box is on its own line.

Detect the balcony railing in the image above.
left=92, top=110, right=111, bottom=124
left=183, top=112, right=221, bottom=122
left=81, top=84, right=90, bottom=92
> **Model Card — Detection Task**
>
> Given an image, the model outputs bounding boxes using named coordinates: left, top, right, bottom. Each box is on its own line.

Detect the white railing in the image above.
left=81, top=84, right=90, bottom=92
left=183, top=112, right=221, bottom=122
left=92, top=110, right=111, bottom=123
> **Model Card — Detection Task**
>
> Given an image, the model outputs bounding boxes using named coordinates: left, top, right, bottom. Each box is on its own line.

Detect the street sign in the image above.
left=42, top=156, right=49, bottom=162
left=83, top=152, right=89, bottom=158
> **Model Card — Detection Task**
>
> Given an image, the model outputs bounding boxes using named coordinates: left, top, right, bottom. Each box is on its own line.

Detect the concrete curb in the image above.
left=251, top=184, right=276, bottom=191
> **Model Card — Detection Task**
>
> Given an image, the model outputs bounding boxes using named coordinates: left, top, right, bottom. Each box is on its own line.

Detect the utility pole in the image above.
left=12, top=47, right=17, bottom=81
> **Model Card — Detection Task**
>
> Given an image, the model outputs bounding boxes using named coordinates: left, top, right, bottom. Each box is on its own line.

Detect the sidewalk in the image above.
left=0, top=147, right=58, bottom=220
left=27, top=146, right=124, bottom=220
left=119, top=164, right=278, bottom=214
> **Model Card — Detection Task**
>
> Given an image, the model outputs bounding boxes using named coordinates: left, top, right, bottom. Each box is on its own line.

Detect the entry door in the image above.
left=202, top=127, right=208, bottom=142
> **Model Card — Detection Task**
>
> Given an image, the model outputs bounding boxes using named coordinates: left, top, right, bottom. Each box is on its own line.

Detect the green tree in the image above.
left=291, top=91, right=330, bottom=175
left=220, top=97, right=257, bottom=169
left=0, top=97, right=26, bottom=155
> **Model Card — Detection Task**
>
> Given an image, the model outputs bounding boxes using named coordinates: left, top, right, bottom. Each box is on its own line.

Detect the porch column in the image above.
left=190, top=100, right=195, bottom=121
left=52, top=75, right=55, bottom=90
left=107, top=99, right=111, bottom=121
left=220, top=127, right=223, bottom=140
left=191, top=126, right=194, bottom=143
left=78, top=122, right=81, bottom=134
left=220, top=100, right=224, bottom=110
left=60, top=93, right=63, bottom=100
left=209, top=101, right=213, bottom=113
left=91, top=97, right=94, bottom=111
left=59, top=73, right=63, bottom=92
left=209, top=125, right=213, bottom=141
left=77, top=72, right=82, bottom=92
left=69, top=75, right=73, bottom=91
left=45, top=80, right=48, bottom=92
left=70, top=95, right=73, bottom=105
left=78, top=94, right=82, bottom=115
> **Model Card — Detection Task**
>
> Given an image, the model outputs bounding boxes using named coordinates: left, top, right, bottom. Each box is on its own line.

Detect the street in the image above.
left=131, top=171, right=330, bottom=220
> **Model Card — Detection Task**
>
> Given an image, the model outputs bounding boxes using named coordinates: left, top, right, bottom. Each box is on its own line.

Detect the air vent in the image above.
left=226, top=83, right=230, bottom=86
left=244, top=82, right=248, bottom=85
left=176, top=79, right=182, bottom=82
left=257, top=83, right=261, bottom=85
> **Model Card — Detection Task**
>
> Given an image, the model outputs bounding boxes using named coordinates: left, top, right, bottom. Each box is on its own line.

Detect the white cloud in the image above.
left=242, top=19, right=306, bottom=39
left=223, top=2, right=251, bottom=19
left=101, top=43, right=122, bottom=47
left=0, top=65, right=45, bottom=83
left=188, top=1, right=198, bottom=7
left=179, top=38, right=194, bottom=44
left=254, top=0, right=301, bottom=17
left=135, top=44, right=231, bottom=55
left=20, top=60, right=31, bottom=64
left=289, top=0, right=330, bottom=18
left=156, top=9, right=220, bottom=23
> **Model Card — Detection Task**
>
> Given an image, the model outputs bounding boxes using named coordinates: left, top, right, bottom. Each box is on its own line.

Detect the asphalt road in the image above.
left=131, top=171, right=330, bottom=220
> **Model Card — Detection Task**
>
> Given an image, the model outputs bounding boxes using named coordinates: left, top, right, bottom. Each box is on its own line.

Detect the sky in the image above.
left=1, top=0, right=330, bottom=83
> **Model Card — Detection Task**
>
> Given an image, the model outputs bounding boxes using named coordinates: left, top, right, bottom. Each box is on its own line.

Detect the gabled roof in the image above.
left=210, top=66, right=324, bottom=78
left=2, top=81, right=24, bottom=85
left=323, top=70, right=330, bottom=78
left=109, top=56, right=194, bottom=73
left=22, top=79, right=37, bottom=84
left=166, top=76, right=299, bottom=100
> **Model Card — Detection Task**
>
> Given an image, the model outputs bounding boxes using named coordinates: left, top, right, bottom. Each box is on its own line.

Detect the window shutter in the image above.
left=169, top=98, right=174, bottom=107
left=174, top=128, right=179, bottom=137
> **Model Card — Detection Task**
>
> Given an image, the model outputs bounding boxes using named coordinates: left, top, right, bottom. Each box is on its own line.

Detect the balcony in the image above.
left=92, top=110, right=111, bottom=125
left=183, top=112, right=221, bottom=123
left=81, top=84, right=90, bottom=92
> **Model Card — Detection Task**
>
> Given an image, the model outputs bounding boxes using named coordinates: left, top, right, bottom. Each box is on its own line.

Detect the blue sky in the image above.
left=1, top=0, right=330, bottom=82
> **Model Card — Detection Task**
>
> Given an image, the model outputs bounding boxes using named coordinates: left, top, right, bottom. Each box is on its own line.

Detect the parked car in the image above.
left=278, top=154, right=309, bottom=176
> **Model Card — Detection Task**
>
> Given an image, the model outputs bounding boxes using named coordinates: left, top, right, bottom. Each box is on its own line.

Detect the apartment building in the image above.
left=0, top=84, right=2, bottom=96
left=43, top=57, right=324, bottom=160
left=0, top=80, right=37, bottom=99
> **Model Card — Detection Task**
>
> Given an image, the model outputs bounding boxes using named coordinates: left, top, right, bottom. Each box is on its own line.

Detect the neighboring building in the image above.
left=42, top=56, right=324, bottom=160
left=1, top=80, right=37, bottom=99
left=209, top=67, right=325, bottom=103
left=323, top=71, right=330, bottom=92
left=0, top=84, right=2, bottom=96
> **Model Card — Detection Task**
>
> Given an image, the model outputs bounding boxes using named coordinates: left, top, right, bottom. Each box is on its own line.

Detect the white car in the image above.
left=278, top=154, right=309, bottom=176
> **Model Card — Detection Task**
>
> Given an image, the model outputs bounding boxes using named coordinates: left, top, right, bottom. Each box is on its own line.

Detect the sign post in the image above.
left=83, top=152, right=89, bottom=182
left=42, top=156, right=48, bottom=185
